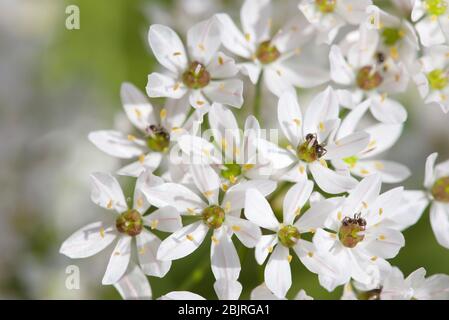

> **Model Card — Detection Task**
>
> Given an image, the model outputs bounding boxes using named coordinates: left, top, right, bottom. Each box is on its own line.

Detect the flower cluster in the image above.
left=60, top=0, right=449, bottom=300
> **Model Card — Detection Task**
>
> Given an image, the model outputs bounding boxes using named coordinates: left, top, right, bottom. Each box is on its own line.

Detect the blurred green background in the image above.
left=1, top=0, right=449, bottom=299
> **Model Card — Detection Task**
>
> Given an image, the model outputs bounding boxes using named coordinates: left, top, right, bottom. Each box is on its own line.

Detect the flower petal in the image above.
left=225, top=215, right=261, bottom=248
left=136, top=230, right=171, bottom=277
left=255, top=234, right=278, bottom=265
left=187, top=18, right=221, bottom=66
left=352, top=160, right=411, bottom=183
left=191, top=164, right=221, bottom=205
left=324, top=131, right=370, bottom=160
left=114, top=262, right=152, bottom=300
left=244, top=189, right=279, bottom=230
left=224, top=179, right=277, bottom=213
left=214, top=279, right=243, bottom=300
left=240, top=0, right=271, bottom=45
left=277, top=90, right=303, bottom=148
left=215, top=13, right=252, bottom=59
left=430, top=202, right=449, bottom=249
left=121, top=82, right=156, bottom=132
left=207, top=52, right=239, bottom=79
left=211, top=227, right=241, bottom=281
left=143, top=206, right=182, bottom=233
left=90, top=172, right=127, bottom=213
left=309, top=162, right=358, bottom=194
left=159, top=291, right=205, bottom=300
left=203, top=79, right=244, bottom=108
left=283, top=179, right=313, bottom=225
left=88, top=130, right=145, bottom=159
left=264, top=245, right=291, bottom=299
left=329, top=45, right=354, bottom=85
left=146, top=72, right=187, bottom=99
left=102, top=236, right=132, bottom=285
left=424, top=152, right=438, bottom=189
left=370, top=96, right=407, bottom=124
left=116, top=153, right=162, bottom=177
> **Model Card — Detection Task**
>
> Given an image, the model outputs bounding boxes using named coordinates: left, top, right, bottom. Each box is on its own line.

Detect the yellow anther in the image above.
left=198, top=43, right=205, bottom=51
left=276, top=69, right=282, bottom=76
left=173, top=82, right=180, bottom=91
left=378, top=234, right=386, bottom=240
left=330, top=233, right=337, bottom=239
left=186, top=234, right=194, bottom=241
left=390, top=46, right=399, bottom=60
left=187, top=208, right=196, bottom=215
left=337, top=211, right=342, bottom=220
left=368, top=140, right=377, bottom=148
left=196, top=100, right=205, bottom=106
left=138, top=247, right=145, bottom=255
left=221, top=183, right=229, bottom=191
left=267, top=246, right=273, bottom=253
left=362, top=201, right=368, bottom=209
left=224, top=201, right=231, bottom=213
left=243, top=164, right=254, bottom=171
left=134, top=108, right=142, bottom=118
left=127, top=134, right=137, bottom=141
left=211, top=235, right=219, bottom=244
left=99, top=227, right=105, bottom=238
left=288, top=255, right=293, bottom=263
left=221, top=138, right=227, bottom=149
left=286, top=144, right=294, bottom=150
left=319, top=121, right=325, bottom=132
left=295, top=207, right=302, bottom=216
left=218, top=56, right=224, bottom=65
left=160, top=108, right=167, bottom=120
left=136, top=196, right=144, bottom=208
left=244, top=33, right=251, bottom=42
left=232, top=225, right=241, bottom=232
left=173, top=51, right=182, bottom=56
left=309, top=228, right=316, bottom=233
left=307, top=252, right=314, bottom=258
left=171, top=127, right=181, bottom=132
left=203, top=190, right=214, bottom=198
left=320, top=159, right=328, bottom=167
left=374, top=161, right=385, bottom=170
left=293, top=118, right=301, bottom=126
left=229, top=175, right=237, bottom=184
left=379, top=208, right=384, bottom=216
left=150, top=219, right=159, bottom=230
left=361, top=169, right=370, bottom=175
left=107, top=199, right=113, bottom=209
left=114, top=251, right=121, bottom=256
left=371, top=256, right=378, bottom=261
left=138, top=154, right=145, bottom=164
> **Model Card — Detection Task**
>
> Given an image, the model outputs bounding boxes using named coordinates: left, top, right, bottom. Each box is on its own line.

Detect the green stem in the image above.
left=253, top=72, right=263, bottom=124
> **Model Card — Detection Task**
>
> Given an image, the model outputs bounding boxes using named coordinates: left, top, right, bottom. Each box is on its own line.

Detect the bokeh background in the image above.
left=1, top=0, right=449, bottom=299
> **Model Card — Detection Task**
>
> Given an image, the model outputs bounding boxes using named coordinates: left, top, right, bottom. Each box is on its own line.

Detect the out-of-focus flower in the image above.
left=330, top=25, right=409, bottom=124
left=331, top=100, right=411, bottom=183
left=60, top=171, right=181, bottom=284
left=413, top=45, right=449, bottom=113
left=215, top=0, right=328, bottom=97
left=147, top=18, right=243, bottom=111
left=258, top=88, right=369, bottom=194
left=250, top=283, right=313, bottom=300
left=299, top=0, right=372, bottom=44
left=244, top=182, right=345, bottom=296
left=412, top=0, right=449, bottom=47
left=89, top=83, right=203, bottom=177
left=313, top=175, right=406, bottom=289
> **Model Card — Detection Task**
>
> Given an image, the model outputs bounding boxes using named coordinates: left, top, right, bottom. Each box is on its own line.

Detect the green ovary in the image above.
left=356, top=66, right=383, bottom=91
left=182, top=61, right=211, bottom=89
left=278, top=225, right=301, bottom=248
left=220, top=164, right=242, bottom=182
left=431, top=176, right=449, bottom=202
left=343, top=156, right=359, bottom=168
left=116, top=209, right=143, bottom=236
left=427, top=69, right=448, bottom=90
left=425, top=0, right=448, bottom=16
left=381, top=28, right=402, bottom=46
left=202, top=205, right=225, bottom=229
left=315, top=0, right=337, bottom=13
left=256, top=41, right=281, bottom=64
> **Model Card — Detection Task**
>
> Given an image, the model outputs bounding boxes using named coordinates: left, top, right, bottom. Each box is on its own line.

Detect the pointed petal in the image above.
left=102, top=236, right=132, bottom=285
left=146, top=73, right=187, bottom=99
left=114, top=262, right=152, bottom=300
left=136, top=230, right=171, bottom=278
left=143, top=206, right=182, bottom=233
left=430, top=202, right=449, bottom=249
left=277, top=90, right=303, bottom=147
left=187, top=18, right=221, bottom=66
left=121, top=82, right=156, bottom=132
left=283, top=179, right=313, bottom=225
left=225, top=215, right=261, bottom=248
left=88, top=130, right=145, bottom=159
left=90, top=172, right=127, bottom=212
left=244, top=189, right=279, bottom=230
left=309, top=162, right=358, bottom=194
left=211, top=227, right=241, bottom=281
left=214, top=279, right=243, bottom=300
left=264, top=245, right=291, bottom=298
left=203, top=79, right=244, bottom=108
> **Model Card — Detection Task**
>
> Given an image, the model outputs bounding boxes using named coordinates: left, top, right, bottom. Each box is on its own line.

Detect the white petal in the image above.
left=283, top=179, right=313, bottom=225
left=225, top=215, right=261, bottom=248
left=189, top=89, right=211, bottom=111
left=136, top=230, right=171, bottom=277
left=364, top=227, right=405, bottom=259
left=303, top=86, right=339, bottom=137
left=239, top=62, right=262, bottom=83
left=60, top=222, right=117, bottom=258
left=203, top=79, right=244, bottom=108
left=277, top=90, right=303, bottom=147
left=240, top=0, right=271, bottom=45
left=102, top=236, right=132, bottom=285
left=415, top=16, right=446, bottom=47
left=114, top=262, right=152, bottom=300
left=178, top=134, right=222, bottom=165
left=244, top=189, right=279, bottom=230
left=370, top=96, right=407, bottom=124
left=211, top=227, right=241, bottom=281
left=116, top=153, right=162, bottom=177
left=352, top=160, right=411, bottom=183
left=162, top=94, right=191, bottom=130
left=263, top=67, right=295, bottom=97
left=224, top=179, right=277, bottom=212
left=430, top=202, right=449, bottom=249
left=273, top=61, right=330, bottom=89
left=309, top=162, right=358, bottom=194
left=324, top=131, right=370, bottom=160
left=255, top=234, right=278, bottom=265
left=337, top=100, right=371, bottom=138
left=295, top=199, right=338, bottom=232
left=90, top=172, right=127, bottom=212
left=88, top=130, right=145, bottom=159
left=121, top=82, right=156, bottom=132
left=214, top=279, right=243, bottom=300
left=414, top=273, right=449, bottom=300
left=191, top=164, right=221, bottom=205
left=159, top=291, right=205, bottom=300
left=187, top=18, right=221, bottom=66
left=215, top=13, right=252, bottom=58
left=341, top=174, right=381, bottom=217
left=143, top=182, right=205, bottom=214
left=148, top=24, right=187, bottom=73
left=362, top=123, right=403, bottom=157
left=157, top=221, right=209, bottom=260
left=146, top=72, right=187, bottom=99
left=264, top=245, right=291, bottom=298
left=134, top=170, right=160, bottom=214
left=143, top=206, right=182, bottom=233
left=329, top=45, right=354, bottom=85
left=250, top=283, right=282, bottom=300
left=424, top=152, right=438, bottom=189
left=207, top=52, right=239, bottom=79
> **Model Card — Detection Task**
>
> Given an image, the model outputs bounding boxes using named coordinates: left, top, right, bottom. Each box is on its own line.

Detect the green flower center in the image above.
left=425, top=0, right=447, bottom=16
left=220, top=164, right=242, bottom=183
left=431, top=176, right=449, bottom=202
left=256, top=41, right=281, bottom=64
left=381, top=27, right=403, bottom=46
left=116, top=209, right=143, bottom=236
left=338, top=214, right=366, bottom=248
left=202, top=205, right=226, bottom=229
left=315, top=0, right=337, bottom=13
left=146, top=125, right=170, bottom=152
left=278, top=225, right=301, bottom=248
left=343, top=156, right=359, bottom=168
left=297, top=133, right=327, bottom=163
left=427, top=69, right=448, bottom=90
left=182, top=61, right=211, bottom=89
left=356, top=66, right=383, bottom=91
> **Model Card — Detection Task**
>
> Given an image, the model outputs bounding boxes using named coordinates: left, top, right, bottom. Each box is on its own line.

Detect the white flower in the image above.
left=364, top=5, right=419, bottom=70
left=343, top=266, right=449, bottom=300
left=413, top=45, right=449, bottom=113
left=412, top=0, right=449, bottom=47
left=299, top=0, right=372, bottom=44
left=331, top=100, right=411, bottom=183
left=313, top=174, right=406, bottom=288
left=88, top=83, right=203, bottom=177
left=423, top=152, right=449, bottom=249
left=114, top=263, right=242, bottom=300
left=145, top=164, right=276, bottom=287
left=259, top=87, right=369, bottom=194
left=146, top=18, right=244, bottom=111
left=215, top=0, right=329, bottom=97
left=330, top=25, right=408, bottom=124
left=244, top=181, right=346, bottom=296
left=59, top=171, right=182, bottom=284
left=250, top=283, right=313, bottom=300
left=178, top=103, right=271, bottom=189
